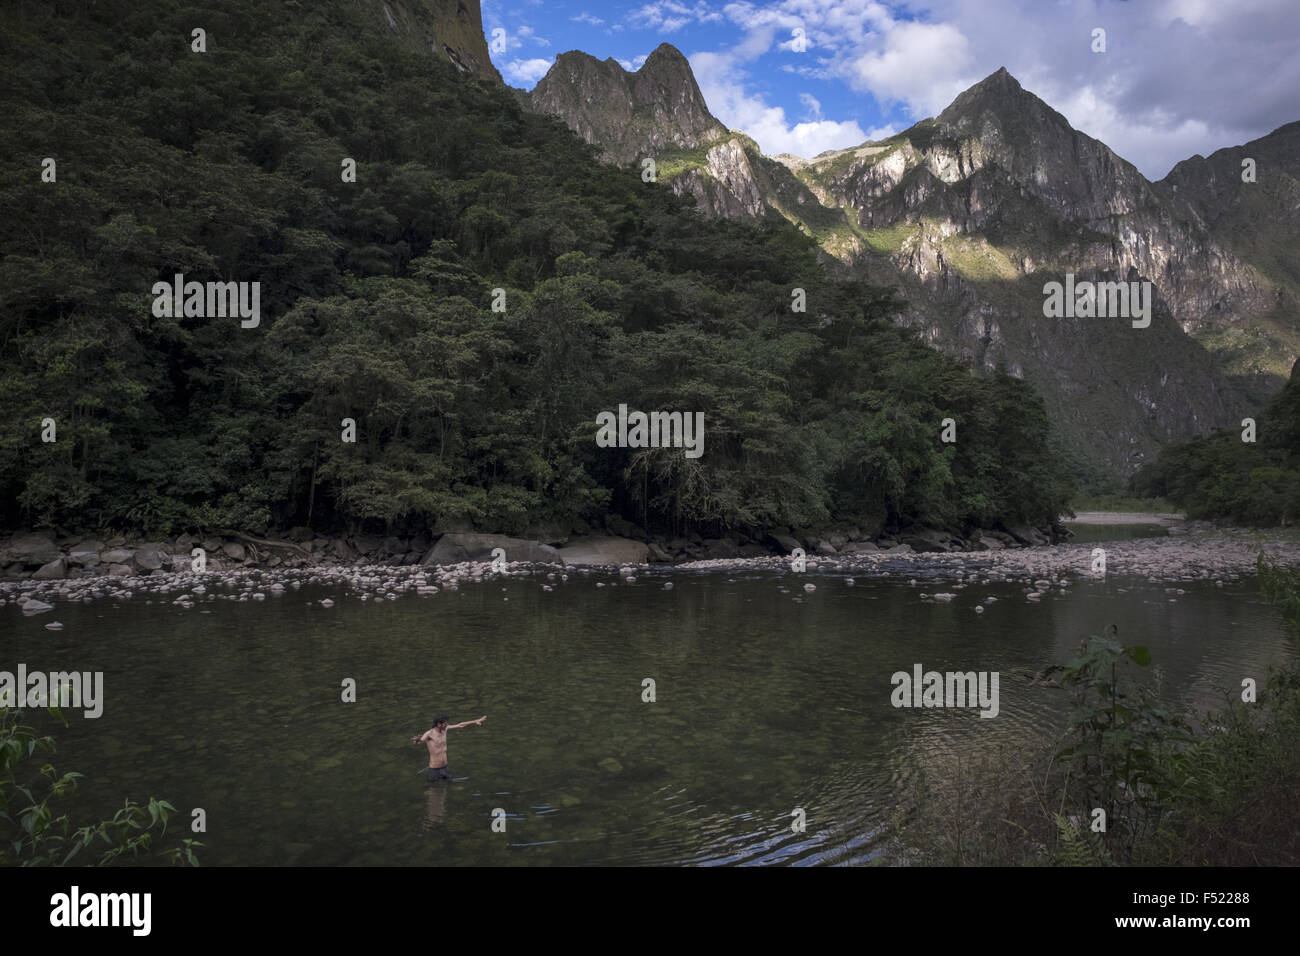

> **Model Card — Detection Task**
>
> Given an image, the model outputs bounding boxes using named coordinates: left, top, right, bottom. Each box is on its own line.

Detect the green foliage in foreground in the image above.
left=0, top=0, right=1071, bottom=539
left=1131, top=362, right=1300, bottom=525
left=0, top=708, right=201, bottom=866
left=888, top=562, right=1300, bottom=865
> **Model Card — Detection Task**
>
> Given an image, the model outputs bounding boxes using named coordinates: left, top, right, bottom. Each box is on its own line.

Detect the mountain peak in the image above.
left=985, top=66, right=1017, bottom=86
left=938, top=67, right=1039, bottom=120
left=528, top=41, right=726, bottom=164
left=643, top=42, right=690, bottom=69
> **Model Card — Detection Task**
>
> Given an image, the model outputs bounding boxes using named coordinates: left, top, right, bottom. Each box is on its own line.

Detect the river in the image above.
left=2, top=519, right=1295, bottom=865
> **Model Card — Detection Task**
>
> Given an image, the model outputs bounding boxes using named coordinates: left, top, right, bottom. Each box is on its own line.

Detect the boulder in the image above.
left=421, top=533, right=562, bottom=566
left=222, top=542, right=246, bottom=561
left=328, top=539, right=352, bottom=560
left=20, top=597, right=54, bottom=614
left=557, top=536, right=649, bottom=566
left=381, top=536, right=406, bottom=555
left=4, top=534, right=60, bottom=567
left=1003, top=524, right=1047, bottom=546
left=900, top=529, right=951, bottom=553
left=351, top=535, right=384, bottom=555
left=646, top=542, right=673, bottom=563
left=73, top=539, right=106, bottom=553
left=841, top=541, right=880, bottom=554
left=978, top=535, right=1005, bottom=551
left=68, top=550, right=100, bottom=567
left=134, top=548, right=167, bottom=571
left=33, top=558, right=66, bottom=580
left=288, top=526, right=314, bottom=542
left=105, top=535, right=127, bottom=547
left=107, top=563, right=133, bottom=577
left=814, top=540, right=838, bottom=556
left=767, top=533, right=802, bottom=555
left=828, top=533, right=849, bottom=550
left=101, top=548, right=133, bottom=565
left=201, top=537, right=221, bottom=552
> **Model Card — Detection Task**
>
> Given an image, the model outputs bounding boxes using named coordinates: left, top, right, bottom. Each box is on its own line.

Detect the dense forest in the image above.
left=1132, top=359, right=1300, bottom=524
left=0, top=0, right=1073, bottom=543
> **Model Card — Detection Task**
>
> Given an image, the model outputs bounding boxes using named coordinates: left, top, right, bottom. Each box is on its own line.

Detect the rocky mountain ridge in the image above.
left=519, top=50, right=1298, bottom=481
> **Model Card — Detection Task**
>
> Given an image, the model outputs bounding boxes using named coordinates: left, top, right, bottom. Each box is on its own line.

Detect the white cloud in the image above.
left=619, top=54, right=651, bottom=71
left=846, top=21, right=973, bottom=115
left=515, top=25, right=550, bottom=48
left=503, top=57, right=554, bottom=85
left=629, top=1, right=724, bottom=33
left=691, top=49, right=868, bottom=156
left=799, top=92, right=822, bottom=119
left=572, top=13, right=605, bottom=26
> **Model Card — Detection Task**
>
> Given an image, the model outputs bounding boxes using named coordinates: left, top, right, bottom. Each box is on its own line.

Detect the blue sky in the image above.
left=481, top=0, right=1300, bottom=179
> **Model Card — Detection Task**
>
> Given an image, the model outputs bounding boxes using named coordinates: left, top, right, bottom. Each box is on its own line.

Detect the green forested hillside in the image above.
left=0, top=0, right=1071, bottom=541
left=1131, top=362, right=1300, bottom=525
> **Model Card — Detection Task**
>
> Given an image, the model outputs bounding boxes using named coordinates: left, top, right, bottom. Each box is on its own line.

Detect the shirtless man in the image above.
left=412, top=714, right=486, bottom=781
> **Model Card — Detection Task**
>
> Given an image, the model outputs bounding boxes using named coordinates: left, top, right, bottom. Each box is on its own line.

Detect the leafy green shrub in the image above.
left=1, top=708, right=201, bottom=867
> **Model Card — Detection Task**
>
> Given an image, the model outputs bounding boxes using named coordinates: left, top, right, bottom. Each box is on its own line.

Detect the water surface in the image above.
left=2, top=558, right=1290, bottom=866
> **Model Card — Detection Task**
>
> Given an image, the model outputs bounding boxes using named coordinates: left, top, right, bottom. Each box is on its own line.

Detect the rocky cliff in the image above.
left=367, top=0, right=502, bottom=83
left=1157, top=121, right=1300, bottom=398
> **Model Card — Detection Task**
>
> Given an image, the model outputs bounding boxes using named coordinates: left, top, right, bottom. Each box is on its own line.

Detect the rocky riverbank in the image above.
left=0, top=520, right=1068, bottom=584
left=4, top=524, right=1299, bottom=617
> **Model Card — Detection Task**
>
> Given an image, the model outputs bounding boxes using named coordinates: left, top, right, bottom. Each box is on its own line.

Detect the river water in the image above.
left=2, top=523, right=1293, bottom=865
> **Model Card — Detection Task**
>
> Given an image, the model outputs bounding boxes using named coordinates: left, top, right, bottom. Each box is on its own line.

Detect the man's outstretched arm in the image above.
left=410, top=728, right=433, bottom=744
left=447, top=716, right=487, bottom=730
